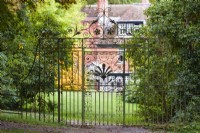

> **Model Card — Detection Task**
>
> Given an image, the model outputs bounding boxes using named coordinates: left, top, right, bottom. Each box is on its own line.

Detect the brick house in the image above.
left=79, top=0, right=150, bottom=91
left=62, top=0, right=149, bottom=91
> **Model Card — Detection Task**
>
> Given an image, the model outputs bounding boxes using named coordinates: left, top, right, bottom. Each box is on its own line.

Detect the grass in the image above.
left=1, top=91, right=144, bottom=125
left=0, top=113, right=65, bottom=127
left=146, top=122, right=200, bottom=133
left=0, top=129, right=39, bottom=133
left=0, top=114, right=64, bottom=133
left=48, top=91, right=143, bottom=125
left=1, top=91, right=199, bottom=132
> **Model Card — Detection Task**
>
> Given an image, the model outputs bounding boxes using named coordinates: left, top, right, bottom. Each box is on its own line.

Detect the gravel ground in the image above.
left=0, top=121, right=153, bottom=133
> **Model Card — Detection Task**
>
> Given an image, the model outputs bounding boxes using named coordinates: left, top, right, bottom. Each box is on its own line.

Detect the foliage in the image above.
left=127, top=0, right=200, bottom=123
left=0, top=0, right=85, bottom=111
left=0, top=0, right=21, bottom=110
left=174, top=122, right=200, bottom=133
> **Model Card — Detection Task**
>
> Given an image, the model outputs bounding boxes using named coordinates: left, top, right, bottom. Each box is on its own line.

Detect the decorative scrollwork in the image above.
left=94, top=63, right=112, bottom=80
left=89, top=25, right=104, bottom=38
left=69, top=7, right=118, bottom=38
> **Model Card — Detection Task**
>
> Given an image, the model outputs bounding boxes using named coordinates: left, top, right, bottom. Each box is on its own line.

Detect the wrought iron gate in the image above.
left=1, top=36, right=188, bottom=126
left=33, top=7, right=143, bottom=125
left=37, top=37, right=135, bottom=125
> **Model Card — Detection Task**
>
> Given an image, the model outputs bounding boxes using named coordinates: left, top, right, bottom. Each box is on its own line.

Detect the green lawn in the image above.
left=0, top=129, right=39, bottom=133
left=47, top=91, right=142, bottom=125
left=0, top=91, right=143, bottom=125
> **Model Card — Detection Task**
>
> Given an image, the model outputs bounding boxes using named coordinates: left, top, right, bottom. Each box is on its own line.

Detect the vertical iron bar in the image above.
left=61, top=89, right=63, bottom=122
left=70, top=90, right=71, bottom=124
left=147, top=38, right=150, bottom=124
left=144, top=38, right=148, bottom=125
left=123, top=39, right=126, bottom=126
left=128, top=90, right=130, bottom=125
left=111, top=91, right=113, bottom=125
left=73, top=52, right=75, bottom=124
left=61, top=46, right=64, bottom=123
left=132, top=90, right=134, bottom=125
left=107, top=92, right=108, bottom=125
left=30, top=80, right=32, bottom=120
left=44, top=44, right=46, bottom=122
left=53, top=51, right=55, bottom=123
left=81, top=39, right=85, bottom=125
left=76, top=91, right=79, bottom=124
left=34, top=68, right=36, bottom=121
left=73, top=91, right=75, bottom=125
left=20, top=84, right=23, bottom=119
left=70, top=49, right=73, bottom=125
left=103, top=91, right=104, bottom=125
left=66, top=91, right=68, bottom=124
left=95, top=91, right=96, bottom=125
left=58, top=39, right=61, bottom=123
left=77, top=91, right=79, bottom=125
left=77, top=50, right=80, bottom=125
left=26, top=86, right=27, bottom=119
left=166, top=41, right=169, bottom=123
left=136, top=98, right=138, bottom=125
left=39, top=38, right=41, bottom=121
left=99, top=90, right=100, bottom=125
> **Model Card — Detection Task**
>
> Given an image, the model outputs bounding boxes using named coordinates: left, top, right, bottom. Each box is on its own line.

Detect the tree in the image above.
left=127, top=0, right=200, bottom=122
left=0, top=0, right=23, bottom=110
left=0, top=0, right=85, bottom=110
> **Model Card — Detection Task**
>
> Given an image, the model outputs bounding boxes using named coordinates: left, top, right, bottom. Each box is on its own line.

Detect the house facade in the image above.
left=81, top=0, right=150, bottom=91
left=62, top=0, right=149, bottom=91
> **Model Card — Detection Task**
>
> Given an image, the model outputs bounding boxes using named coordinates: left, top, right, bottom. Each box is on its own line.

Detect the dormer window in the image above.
left=117, top=21, right=144, bottom=36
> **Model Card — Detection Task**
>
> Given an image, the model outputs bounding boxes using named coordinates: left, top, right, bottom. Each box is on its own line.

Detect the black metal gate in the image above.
left=1, top=36, right=188, bottom=126
left=31, top=8, right=144, bottom=125
left=36, top=37, right=135, bottom=125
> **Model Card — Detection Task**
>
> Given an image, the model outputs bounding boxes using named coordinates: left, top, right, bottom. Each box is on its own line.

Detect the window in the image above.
left=117, top=21, right=144, bottom=36
left=118, top=23, right=127, bottom=35
left=127, top=23, right=134, bottom=35
left=118, top=55, right=123, bottom=62
left=117, top=49, right=124, bottom=63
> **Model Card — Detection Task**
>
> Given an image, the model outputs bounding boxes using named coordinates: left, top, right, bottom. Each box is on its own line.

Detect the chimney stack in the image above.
left=97, top=0, right=108, bottom=16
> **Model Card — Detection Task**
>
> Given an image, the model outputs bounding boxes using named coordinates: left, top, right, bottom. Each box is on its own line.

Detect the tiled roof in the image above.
left=82, top=3, right=150, bottom=21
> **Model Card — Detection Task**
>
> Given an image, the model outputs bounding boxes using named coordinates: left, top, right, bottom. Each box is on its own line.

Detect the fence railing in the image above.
left=0, top=87, right=193, bottom=126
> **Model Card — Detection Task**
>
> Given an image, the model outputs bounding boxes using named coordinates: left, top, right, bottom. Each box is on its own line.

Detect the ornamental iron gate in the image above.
left=31, top=7, right=145, bottom=125
left=17, top=36, right=187, bottom=126
left=36, top=37, right=134, bottom=125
